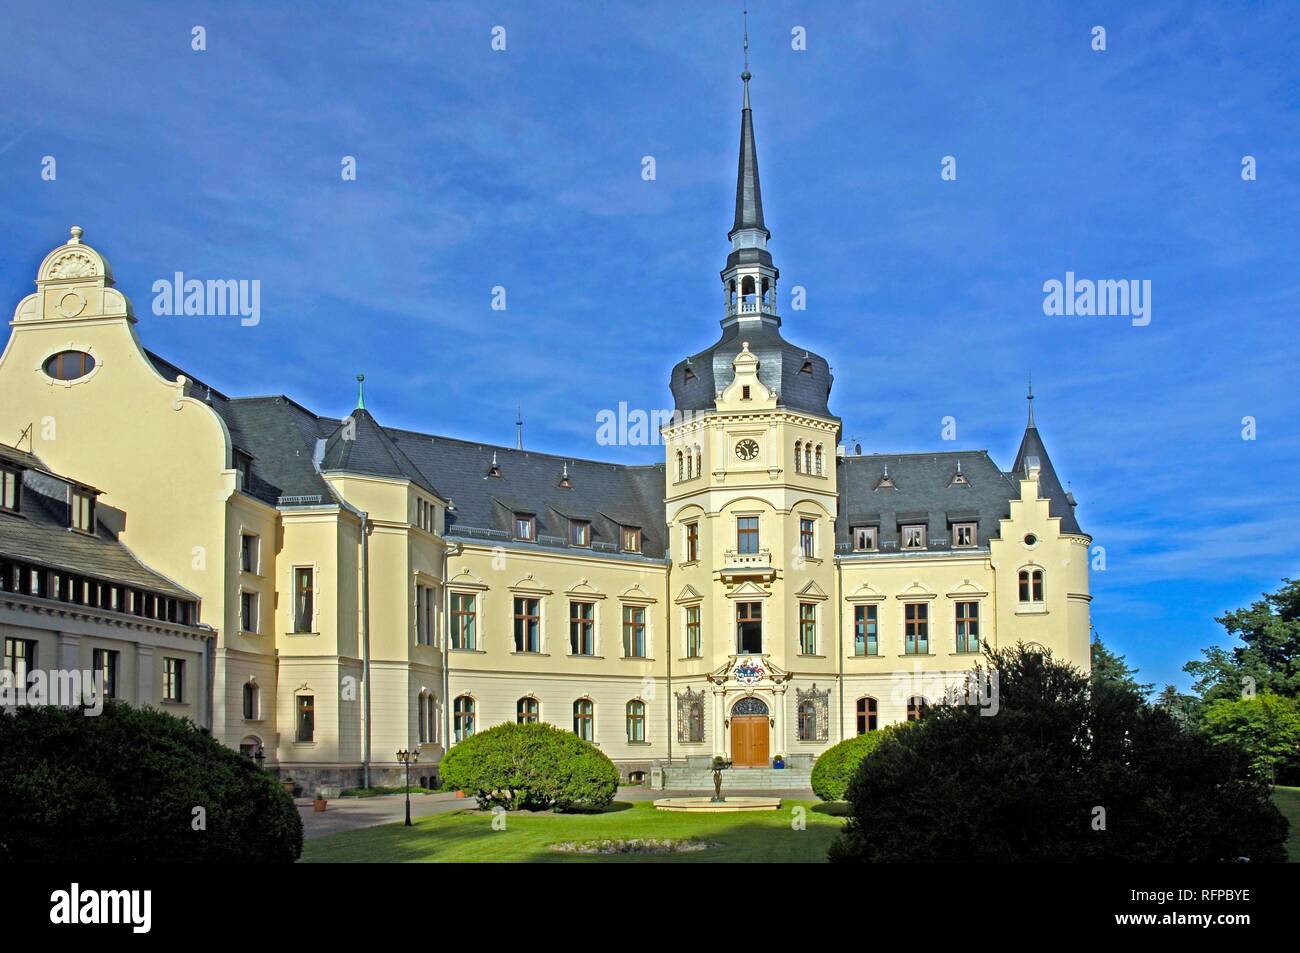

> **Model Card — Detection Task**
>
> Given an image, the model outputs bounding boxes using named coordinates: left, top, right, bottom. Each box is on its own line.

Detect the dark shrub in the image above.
left=0, top=702, right=302, bottom=862
left=811, top=728, right=894, bottom=801
left=439, top=721, right=619, bottom=811
left=829, top=644, right=1289, bottom=863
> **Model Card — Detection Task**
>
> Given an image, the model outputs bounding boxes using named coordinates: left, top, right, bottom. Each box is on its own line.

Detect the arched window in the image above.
left=425, top=693, right=437, bottom=744
left=856, top=696, right=878, bottom=735
left=517, top=696, right=539, bottom=724
left=1018, top=568, right=1045, bottom=603
left=418, top=691, right=429, bottom=742
left=676, top=450, right=683, bottom=481
left=242, top=681, right=259, bottom=721
left=454, top=695, right=475, bottom=741
left=814, top=444, right=823, bottom=476
left=798, top=699, right=818, bottom=741
left=694, top=445, right=702, bottom=476
left=573, top=698, right=594, bottom=741
left=804, top=443, right=813, bottom=474
left=907, top=696, right=928, bottom=721
left=794, top=441, right=803, bottom=473
left=626, top=700, right=646, bottom=742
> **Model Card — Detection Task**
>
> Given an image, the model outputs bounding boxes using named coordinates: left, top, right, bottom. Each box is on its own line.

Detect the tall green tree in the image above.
left=1201, top=691, right=1300, bottom=781
left=1185, top=579, right=1300, bottom=704
left=1091, top=635, right=1153, bottom=697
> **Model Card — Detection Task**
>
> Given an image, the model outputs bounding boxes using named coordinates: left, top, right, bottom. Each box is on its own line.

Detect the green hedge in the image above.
left=439, top=721, right=619, bottom=811
left=0, top=702, right=302, bottom=862
left=811, top=728, right=894, bottom=801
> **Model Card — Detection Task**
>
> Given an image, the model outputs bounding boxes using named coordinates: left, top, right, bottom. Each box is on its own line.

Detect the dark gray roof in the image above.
left=380, top=430, right=667, bottom=558
left=730, top=96, right=768, bottom=242
left=836, top=451, right=1018, bottom=553
left=0, top=457, right=196, bottom=601
left=670, top=318, right=835, bottom=419
left=1011, top=422, right=1083, bottom=535
left=321, top=409, right=442, bottom=499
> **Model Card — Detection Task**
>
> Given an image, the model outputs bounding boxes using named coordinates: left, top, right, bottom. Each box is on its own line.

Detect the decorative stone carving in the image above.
left=46, top=251, right=97, bottom=280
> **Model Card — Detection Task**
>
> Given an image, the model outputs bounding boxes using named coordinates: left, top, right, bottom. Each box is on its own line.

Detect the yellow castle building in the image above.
left=0, top=72, right=1090, bottom=790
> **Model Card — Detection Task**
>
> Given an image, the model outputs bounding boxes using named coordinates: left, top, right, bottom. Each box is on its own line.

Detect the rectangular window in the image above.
left=4, top=638, right=36, bottom=689
left=293, top=568, right=314, bottom=633
left=70, top=489, right=95, bottom=533
left=0, top=467, right=18, bottom=512
left=569, top=520, right=590, bottom=547
left=852, top=526, right=877, bottom=552
left=513, top=597, right=541, bottom=653
left=240, top=590, right=258, bottom=634
left=234, top=453, right=252, bottom=492
left=416, top=498, right=436, bottom=533
left=622, top=605, right=646, bottom=658
left=737, top=601, right=762, bottom=654
left=952, top=522, right=977, bottom=548
left=451, top=593, right=476, bottom=649
left=956, top=601, right=980, bottom=653
left=902, top=524, right=927, bottom=550
left=621, top=526, right=642, bottom=553
left=513, top=514, right=535, bottom=541
left=163, top=657, right=184, bottom=703
left=799, top=518, right=815, bottom=558
left=685, top=605, right=702, bottom=658
left=684, top=521, right=699, bottom=562
left=904, top=603, right=929, bottom=655
left=240, top=533, right=258, bottom=574
left=799, top=602, right=817, bottom=654
left=415, top=584, right=436, bottom=646
left=296, top=694, right=315, bottom=743
left=853, top=604, right=878, bottom=656
left=736, top=516, right=760, bottom=554
left=570, top=601, right=595, bottom=656
left=92, top=648, right=118, bottom=699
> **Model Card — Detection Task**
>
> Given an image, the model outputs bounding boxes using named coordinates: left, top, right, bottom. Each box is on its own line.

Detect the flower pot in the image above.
left=455, top=790, right=466, bottom=798
left=282, top=780, right=295, bottom=795
left=313, top=798, right=327, bottom=812
left=773, top=761, right=785, bottom=769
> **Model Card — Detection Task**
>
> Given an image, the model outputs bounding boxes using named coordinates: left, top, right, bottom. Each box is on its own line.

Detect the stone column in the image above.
left=773, top=681, right=787, bottom=756
left=135, top=645, right=154, bottom=707
left=712, top=683, right=726, bottom=759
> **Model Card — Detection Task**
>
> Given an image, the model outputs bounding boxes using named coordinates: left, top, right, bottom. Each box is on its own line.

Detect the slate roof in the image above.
left=0, top=452, right=197, bottom=601
left=1012, top=422, right=1083, bottom=535
left=320, top=409, right=442, bottom=498
left=669, top=319, right=835, bottom=419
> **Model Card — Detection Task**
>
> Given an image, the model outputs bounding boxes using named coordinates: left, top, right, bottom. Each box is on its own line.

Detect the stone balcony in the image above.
left=719, top=547, right=774, bottom=581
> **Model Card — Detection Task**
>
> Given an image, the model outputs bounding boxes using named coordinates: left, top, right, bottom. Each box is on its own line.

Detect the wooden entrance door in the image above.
left=731, top=716, right=770, bottom=767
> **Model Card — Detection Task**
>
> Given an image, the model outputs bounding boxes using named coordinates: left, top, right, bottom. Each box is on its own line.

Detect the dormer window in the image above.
left=683, top=365, right=696, bottom=383
left=621, top=526, right=642, bottom=553
left=513, top=513, right=535, bottom=541
left=70, top=489, right=95, bottom=533
left=233, top=451, right=252, bottom=492
left=875, top=466, right=895, bottom=491
left=0, top=467, right=19, bottom=512
left=901, top=524, right=926, bottom=550
left=952, top=522, right=977, bottom=548
left=569, top=520, right=590, bottom=547
left=852, top=526, right=877, bottom=552
left=741, top=386, right=751, bottom=400
left=486, top=451, right=502, bottom=478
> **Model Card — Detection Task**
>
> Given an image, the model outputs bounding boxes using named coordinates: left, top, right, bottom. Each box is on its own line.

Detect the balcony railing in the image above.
left=720, top=547, right=774, bottom=579
left=724, top=295, right=778, bottom=318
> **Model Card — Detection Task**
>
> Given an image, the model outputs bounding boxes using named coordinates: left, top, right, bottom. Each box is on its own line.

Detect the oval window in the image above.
left=43, top=350, right=95, bottom=381
left=1024, top=533, right=1038, bottom=547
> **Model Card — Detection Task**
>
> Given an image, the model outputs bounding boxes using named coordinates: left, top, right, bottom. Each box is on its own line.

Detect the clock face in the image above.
left=735, top=438, right=760, bottom=461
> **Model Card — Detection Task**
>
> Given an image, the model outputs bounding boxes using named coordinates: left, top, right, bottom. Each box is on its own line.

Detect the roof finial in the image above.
left=69, top=225, right=84, bottom=245
left=1026, top=374, right=1035, bottom=427
left=515, top=404, right=523, bottom=450
left=741, top=5, right=752, bottom=109
left=356, top=373, right=366, bottom=410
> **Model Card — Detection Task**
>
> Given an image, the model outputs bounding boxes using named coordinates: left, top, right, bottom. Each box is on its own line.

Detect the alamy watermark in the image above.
left=1042, top=271, right=1150, bottom=327
left=151, top=272, right=260, bottom=326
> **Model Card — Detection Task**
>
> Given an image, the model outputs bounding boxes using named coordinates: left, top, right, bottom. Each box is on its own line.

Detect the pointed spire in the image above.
left=515, top=404, right=523, bottom=450
left=355, top=373, right=366, bottom=411
left=1026, top=375, right=1035, bottom=428
left=730, top=6, right=767, bottom=241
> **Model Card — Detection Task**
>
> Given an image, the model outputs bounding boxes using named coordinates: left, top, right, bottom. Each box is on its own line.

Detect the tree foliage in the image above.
left=1185, top=579, right=1300, bottom=705
left=0, top=702, right=302, bottom=862
left=810, top=727, right=896, bottom=801
left=829, top=644, right=1287, bottom=863
left=1091, top=636, right=1153, bottom=697
left=439, top=721, right=619, bottom=812
left=1201, top=691, right=1300, bottom=781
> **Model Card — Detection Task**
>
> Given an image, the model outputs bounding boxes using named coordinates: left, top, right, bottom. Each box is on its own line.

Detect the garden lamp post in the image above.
left=396, top=748, right=419, bottom=826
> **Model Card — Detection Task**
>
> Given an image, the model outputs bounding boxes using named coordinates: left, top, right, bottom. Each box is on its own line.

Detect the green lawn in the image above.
left=1274, top=786, right=1300, bottom=863
left=301, top=800, right=847, bottom=863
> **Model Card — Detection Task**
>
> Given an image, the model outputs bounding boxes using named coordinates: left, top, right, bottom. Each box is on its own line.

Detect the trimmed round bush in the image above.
left=0, top=702, right=302, bottom=862
left=811, top=728, right=894, bottom=801
left=439, top=721, right=619, bottom=812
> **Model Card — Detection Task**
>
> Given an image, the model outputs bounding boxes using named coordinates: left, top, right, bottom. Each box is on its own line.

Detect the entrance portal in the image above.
left=729, top=697, right=770, bottom=768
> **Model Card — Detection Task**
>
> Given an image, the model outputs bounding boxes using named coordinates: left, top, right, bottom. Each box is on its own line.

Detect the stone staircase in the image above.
left=657, top=758, right=814, bottom=792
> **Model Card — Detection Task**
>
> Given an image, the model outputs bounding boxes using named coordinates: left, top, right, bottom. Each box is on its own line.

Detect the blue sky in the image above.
left=2, top=1, right=1297, bottom=692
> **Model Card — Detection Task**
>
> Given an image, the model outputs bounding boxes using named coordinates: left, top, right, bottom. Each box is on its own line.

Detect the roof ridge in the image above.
left=382, top=425, right=665, bottom=471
